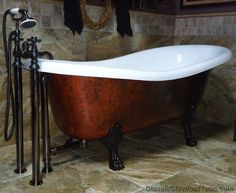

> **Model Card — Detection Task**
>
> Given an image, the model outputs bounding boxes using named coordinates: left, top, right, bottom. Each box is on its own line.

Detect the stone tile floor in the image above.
left=0, top=119, right=236, bottom=193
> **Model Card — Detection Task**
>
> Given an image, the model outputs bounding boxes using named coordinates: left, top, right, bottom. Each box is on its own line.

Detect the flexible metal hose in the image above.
left=3, top=9, right=45, bottom=141
left=2, top=10, right=16, bottom=141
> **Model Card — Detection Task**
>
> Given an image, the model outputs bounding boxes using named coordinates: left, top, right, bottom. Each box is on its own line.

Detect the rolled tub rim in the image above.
left=23, top=44, right=232, bottom=81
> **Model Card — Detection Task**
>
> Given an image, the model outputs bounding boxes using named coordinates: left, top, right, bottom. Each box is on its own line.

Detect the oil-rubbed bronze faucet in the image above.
left=2, top=8, right=42, bottom=186
left=2, top=8, right=37, bottom=176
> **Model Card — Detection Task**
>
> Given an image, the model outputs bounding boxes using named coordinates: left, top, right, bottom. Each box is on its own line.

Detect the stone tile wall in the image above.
left=175, top=15, right=236, bottom=125
left=0, top=0, right=235, bottom=148
left=0, top=0, right=175, bottom=35
left=175, top=15, right=236, bottom=36
left=0, top=0, right=174, bottom=147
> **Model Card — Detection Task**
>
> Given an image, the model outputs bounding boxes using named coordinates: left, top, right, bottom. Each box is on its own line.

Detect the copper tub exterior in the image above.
left=47, top=71, right=208, bottom=139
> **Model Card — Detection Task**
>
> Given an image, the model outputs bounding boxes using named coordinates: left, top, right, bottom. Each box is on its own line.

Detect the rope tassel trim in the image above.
left=80, top=0, right=113, bottom=30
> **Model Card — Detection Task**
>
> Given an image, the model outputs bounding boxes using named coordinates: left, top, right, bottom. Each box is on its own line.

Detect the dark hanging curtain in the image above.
left=115, top=0, right=133, bottom=37
left=63, top=0, right=133, bottom=37
left=63, top=0, right=83, bottom=35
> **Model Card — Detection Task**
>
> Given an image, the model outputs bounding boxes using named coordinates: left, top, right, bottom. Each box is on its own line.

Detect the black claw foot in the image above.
left=186, top=137, right=197, bottom=147
left=109, top=151, right=125, bottom=171
left=182, top=105, right=198, bottom=147
left=101, top=123, right=125, bottom=171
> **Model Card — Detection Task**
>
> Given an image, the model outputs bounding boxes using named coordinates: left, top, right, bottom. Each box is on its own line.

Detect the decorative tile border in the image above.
left=0, top=0, right=235, bottom=37
left=175, top=15, right=236, bottom=36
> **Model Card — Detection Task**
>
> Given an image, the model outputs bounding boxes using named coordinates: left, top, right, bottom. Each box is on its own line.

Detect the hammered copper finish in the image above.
left=47, top=72, right=208, bottom=139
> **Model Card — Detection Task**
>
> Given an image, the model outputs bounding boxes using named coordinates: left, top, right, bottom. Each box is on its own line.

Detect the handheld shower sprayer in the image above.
left=7, top=8, right=37, bottom=27
left=2, top=8, right=37, bottom=141
left=18, top=9, right=37, bottom=28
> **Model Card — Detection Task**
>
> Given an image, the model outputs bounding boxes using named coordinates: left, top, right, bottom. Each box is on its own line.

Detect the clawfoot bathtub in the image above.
left=25, top=45, right=232, bottom=171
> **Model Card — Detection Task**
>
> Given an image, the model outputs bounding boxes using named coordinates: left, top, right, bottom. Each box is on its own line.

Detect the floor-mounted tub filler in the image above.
left=2, top=8, right=233, bottom=187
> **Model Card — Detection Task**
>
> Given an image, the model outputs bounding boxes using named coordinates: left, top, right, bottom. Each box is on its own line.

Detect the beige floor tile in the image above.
left=0, top=159, right=143, bottom=193
left=0, top=142, right=32, bottom=183
left=0, top=119, right=235, bottom=192
left=194, top=122, right=235, bottom=144
left=200, top=148, right=236, bottom=179
left=89, top=143, right=195, bottom=187
left=150, top=164, right=236, bottom=193
left=144, top=131, right=234, bottom=164
left=162, top=119, right=235, bottom=144
left=0, top=140, right=83, bottom=183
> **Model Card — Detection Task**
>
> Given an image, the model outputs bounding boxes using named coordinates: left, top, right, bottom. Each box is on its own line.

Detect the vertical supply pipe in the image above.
left=29, top=37, right=42, bottom=186
left=12, top=21, right=26, bottom=174
left=41, top=73, right=53, bottom=173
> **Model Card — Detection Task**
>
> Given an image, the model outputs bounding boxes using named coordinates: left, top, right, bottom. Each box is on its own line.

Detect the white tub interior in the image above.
left=24, top=45, right=232, bottom=81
